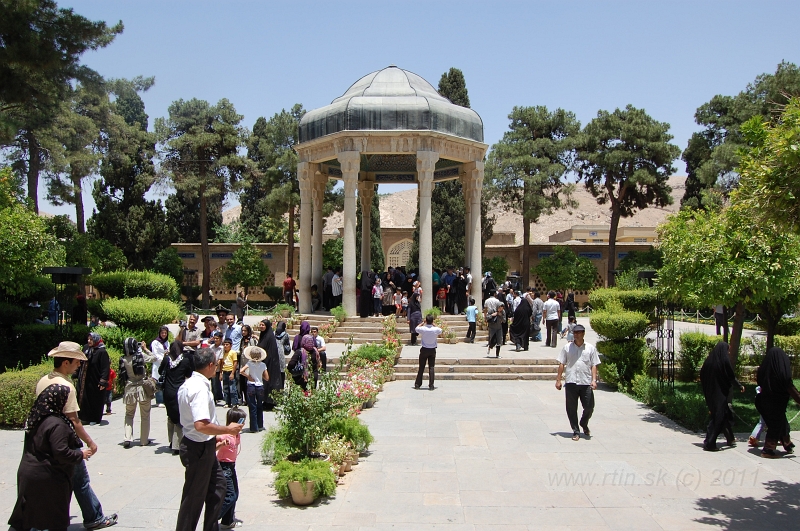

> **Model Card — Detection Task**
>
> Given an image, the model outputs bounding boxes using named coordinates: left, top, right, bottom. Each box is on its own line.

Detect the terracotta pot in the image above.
left=363, top=399, right=374, bottom=409
left=338, top=463, right=347, bottom=476
left=288, top=480, right=316, bottom=505
left=344, top=461, right=352, bottom=472
left=280, top=310, right=291, bottom=318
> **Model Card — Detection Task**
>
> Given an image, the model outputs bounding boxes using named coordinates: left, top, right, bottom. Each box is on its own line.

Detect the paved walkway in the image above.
left=1, top=377, right=798, bottom=530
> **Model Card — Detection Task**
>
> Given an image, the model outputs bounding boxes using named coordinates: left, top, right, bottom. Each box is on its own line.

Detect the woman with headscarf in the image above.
left=274, top=321, right=291, bottom=388
left=257, top=319, right=283, bottom=410
left=119, top=337, right=155, bottom=448
left=407, top=288, right=423, bottom=346
left=76, top=332, right=111, bottom=425
left=700, top=341, right=743, bottom=451
left=360, top=270, right=374, bottom=318
left=293, top=320, right=311, bottom=354
left=9, top=384, right=91, bottom=531
left=158, top=341, right=194, bottom=454
left=755, top=347, right=800, bottom=458
left=509, top=292, right=533, bottom=352
left=150, top=326, right=170, bottom=407
left=287, top=335, right=315, bottom=391
left=566, top=291, right=576, bottom=319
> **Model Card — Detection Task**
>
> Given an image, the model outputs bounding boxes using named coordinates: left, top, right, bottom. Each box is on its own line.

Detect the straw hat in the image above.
left=243, top=345, right=266, bottom=362
left=47, top=341, right=87, bottom=361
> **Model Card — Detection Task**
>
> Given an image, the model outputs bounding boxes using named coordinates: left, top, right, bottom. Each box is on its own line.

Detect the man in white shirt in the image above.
left=414, top=314, right=442, bottom=390
left=542, top=291, right=561, bottom=348
left=555, top=324, right=601, bottom=441
left=331, top=269, right=343, bottom=308
left=176, top=348, right=243, bottom=531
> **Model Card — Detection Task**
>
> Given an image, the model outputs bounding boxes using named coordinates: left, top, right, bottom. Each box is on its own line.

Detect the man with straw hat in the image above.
left=241, top=345, right=269, bottom=433
left=35, top=341, right=118, bottom=529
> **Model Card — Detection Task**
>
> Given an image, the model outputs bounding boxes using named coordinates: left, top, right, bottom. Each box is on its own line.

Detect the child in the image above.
left=104, top=367, right=117, bottom=414
left=464, top=297, right=478, bottom=343
left=401, top=291, right=409, bottom=318
left=394, top=288, right=403, bottom=317
left=217, top=407, right=245, bottom=529
left=749, top=386, right=766, bottom=448
left=561, top=316, right=577, bottom=342
left=437, top=286, right=447, bottom=312
left=220, top=338, right=239, bottom=407
left=372, top=277, right=383, bottom=317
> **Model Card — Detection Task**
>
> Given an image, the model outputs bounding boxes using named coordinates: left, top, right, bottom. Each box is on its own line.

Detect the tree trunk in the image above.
left=522, top=213, right=530, bottom=288
left=607, top=202, right=621, bottom=287
left=25, top=132, right=40, bottom=214
left=729, top=300, right=746, bottom=368
left=287, top=203, right=295, bottom=278
left=72, top=170, right=85, bottom=234
left=762, top=303, right=779, bottom=351
left=199, top=181, right=211, bottom=310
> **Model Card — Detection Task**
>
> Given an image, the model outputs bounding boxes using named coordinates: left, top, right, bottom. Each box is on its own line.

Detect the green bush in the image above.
left=260, top=425, right=295, bottom=465
left=328, top=416, right=374, bottom=452
left=330, top=305, right=347, bottom=323
left=631, top=376, right=709, bottom=432
left=0, top=345, right=122, bottom=427
left=590, top=310, right=649, bottom=340
left=263, top=286, right=283, bottom=301
left=423, top=307, right=442, bottom=318
left=755, top=316, right=800, bottom=336
left=350, top=343, right=394, bottom=363
left=101, top=297, right=181, bottom=334
left=271, top=459, right=337, bottom=499
left=596, top=339, right=647, bottom=389
left=678, top=332, right=721, bottom=382
left=90, top=325, right=153, bottom=353
left=589, top=288, right=658, bottom=315
left=91, top=270, right=179, bottom=301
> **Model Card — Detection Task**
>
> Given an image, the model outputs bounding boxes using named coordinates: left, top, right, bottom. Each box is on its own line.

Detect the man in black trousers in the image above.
left=414, top=314, right=443, bottom=390
left=176, top=348, right=243, bottom=531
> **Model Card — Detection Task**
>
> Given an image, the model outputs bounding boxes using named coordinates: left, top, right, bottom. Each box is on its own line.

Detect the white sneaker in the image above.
left=221, top=521, right=243, bottom=529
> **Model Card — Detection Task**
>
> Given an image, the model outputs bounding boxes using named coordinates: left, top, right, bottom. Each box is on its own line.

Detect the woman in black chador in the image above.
left=509, top=292, right=532, bottom=352
left=700, top=341, right=742, bottom=451
left=755, top=347, right=800, bottom=458
left=77, top=332, right=111, bottom=424
left=360, top=270, right=374, bottom=318
left=257, top=319, right=283, bottom=411
left=159, top=341, right=194, bottom=453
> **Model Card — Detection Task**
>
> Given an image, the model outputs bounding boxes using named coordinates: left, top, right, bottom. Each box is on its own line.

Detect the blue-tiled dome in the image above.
left=298, top=66, right=484, bottom=143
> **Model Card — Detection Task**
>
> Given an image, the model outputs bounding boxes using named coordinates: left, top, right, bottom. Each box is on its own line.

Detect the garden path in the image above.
left=0, top=377, right=797, bottom=531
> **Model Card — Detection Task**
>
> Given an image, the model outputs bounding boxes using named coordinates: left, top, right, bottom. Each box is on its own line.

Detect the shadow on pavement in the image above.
left=695, top=480, right=800, bottom=529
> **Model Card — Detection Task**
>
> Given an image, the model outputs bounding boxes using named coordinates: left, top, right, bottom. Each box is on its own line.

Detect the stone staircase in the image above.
left=392, top=357, right=561, bottom=381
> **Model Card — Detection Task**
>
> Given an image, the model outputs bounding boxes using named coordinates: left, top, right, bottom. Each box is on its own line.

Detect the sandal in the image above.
left=87, top=514, right=118, bottom=529
left=571, top=434, right=580, bottom=441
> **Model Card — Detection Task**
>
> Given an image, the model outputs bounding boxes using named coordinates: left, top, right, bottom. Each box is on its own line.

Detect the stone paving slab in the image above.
left=1, top=378, right=798, bottom=531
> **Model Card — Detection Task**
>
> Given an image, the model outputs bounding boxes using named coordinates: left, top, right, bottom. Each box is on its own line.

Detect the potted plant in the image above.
left=330, top=304, right=347, bottom=323
left=272, top=459, right=337, bottom=505
left=329, top=414, right=374, bottom=454
left=275, top=302, right=295, bottom=318
left=317, top=435, right=351, bottom=477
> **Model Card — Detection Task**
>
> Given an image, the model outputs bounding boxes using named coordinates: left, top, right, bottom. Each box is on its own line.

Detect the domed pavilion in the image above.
left=294, top=66, right=488, bottom=315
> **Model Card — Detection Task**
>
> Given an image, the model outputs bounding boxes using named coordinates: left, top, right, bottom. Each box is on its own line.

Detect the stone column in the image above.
left=464, top=161, right=484, bottom=303
left=311, top=171, right=326, bottom=292
left=462, top=172, right=473, bottom=268
left=338, top=151, right=360, bottom=317
left=298, top=162, right=313, bottom=314
left=417, top=151, right=439, bottom=311
left=358, top=180, right=375, bottom=272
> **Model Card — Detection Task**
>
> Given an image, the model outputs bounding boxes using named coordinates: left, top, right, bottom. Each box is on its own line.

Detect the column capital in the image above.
left=416, top=150, right=439, bottom=174
left=312, top=172, right=326, bottom=206
left=298, top=162, right=313, bottom=194
left=358, top=179, right=375, bottom=202
left=338, top=151, right=361, bottom=176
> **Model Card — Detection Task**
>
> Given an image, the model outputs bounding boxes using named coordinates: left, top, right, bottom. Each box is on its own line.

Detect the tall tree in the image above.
left=575, top=105, right=680, bottom=287
left=88, top=77, right=171, bottom=269
left=156, top=98, right=250, bottom=309
left=356, top=184, right=385, bottom=272
left=45, top=83, right=108, bottom=233
left=245, top=105, right=303, bottom=273
left=0, top=0, right=122, bottom=209
left=164, top=189, right=223, bottom=243
left=487, top=106, right=580, bottom=287
left=681, top=61, right=800, bottom=209
left=408, top=67, right=495, bottom=270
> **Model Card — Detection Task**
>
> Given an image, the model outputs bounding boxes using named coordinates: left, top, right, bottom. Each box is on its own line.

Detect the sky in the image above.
left=35, top=0, right=800, bottom=219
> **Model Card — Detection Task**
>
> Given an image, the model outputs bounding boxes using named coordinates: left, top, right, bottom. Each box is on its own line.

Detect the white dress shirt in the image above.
left=178, top=372, right=218, bottom=442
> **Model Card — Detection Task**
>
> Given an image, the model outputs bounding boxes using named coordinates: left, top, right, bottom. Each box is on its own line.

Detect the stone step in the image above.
left=394, top=364, right=558, bottom=374
left=395, top=357, right=558, bottom=366
left=394, top=373, right=557, bottom=381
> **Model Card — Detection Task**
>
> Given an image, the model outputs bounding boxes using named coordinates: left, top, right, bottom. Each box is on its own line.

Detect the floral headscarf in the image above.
left=24, top=384, right=80, bottom=448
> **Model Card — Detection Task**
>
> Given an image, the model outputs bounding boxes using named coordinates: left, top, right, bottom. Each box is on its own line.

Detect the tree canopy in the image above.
left=533, top=246, right=597, bottom=293
left=222, top=241, right=270, bottom=296
left=575, top=105, right=679, bottom=287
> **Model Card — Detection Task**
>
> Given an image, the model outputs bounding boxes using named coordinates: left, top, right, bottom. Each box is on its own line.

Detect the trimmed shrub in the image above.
left=590, top=310, right=649, bottom=340
left=678, top=332, right=721, bottom=382
left=91, top=270, right=179, bottom=301
left=589, top=288, right=658, bottom=315
left=0, top=345, right=122, bottom=427
left=101, top=297, right=181, bottom=334
left=90, top=325, right=153, bottom=353
left=263, top=286, right=283, bottom=301
left=597, top=339, right=647, bottom=389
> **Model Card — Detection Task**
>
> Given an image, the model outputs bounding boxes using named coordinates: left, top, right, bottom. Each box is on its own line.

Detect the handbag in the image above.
left=142, top=377, right=159, bottom=399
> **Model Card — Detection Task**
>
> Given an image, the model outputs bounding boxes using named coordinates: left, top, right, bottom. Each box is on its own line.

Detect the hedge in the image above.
left=589, top=288, right=658, bottom=315
left=678, top=331, right=721, bottom=382
left=101, top=297, right=181, bottom=334
left=3, top=324, right=92, bottom=372
left=631, top=375, right=710, bottom=432
left=754, top=317, right=800, bottom=336
left=597, top=339, right=647, bottom=390
left=589, top=310, right=649, bottom=341
left=0, top=346, right=122, bottom=427
left=91, top=270, right=179, bottom=301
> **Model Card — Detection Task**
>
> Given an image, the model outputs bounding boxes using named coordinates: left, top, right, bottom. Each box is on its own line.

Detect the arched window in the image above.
left=386, top=239, right=413, bottom=268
